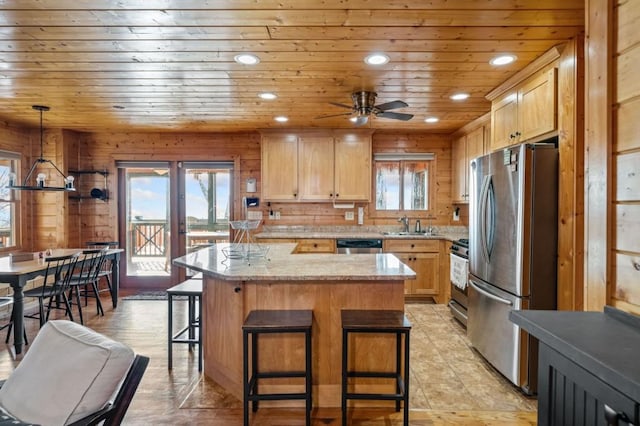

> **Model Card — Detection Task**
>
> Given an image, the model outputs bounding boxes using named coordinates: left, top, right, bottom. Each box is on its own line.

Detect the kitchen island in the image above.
left=172, top=243, right=415, bottom=407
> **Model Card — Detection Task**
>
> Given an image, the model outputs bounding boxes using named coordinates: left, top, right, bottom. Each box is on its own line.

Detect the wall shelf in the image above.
left=68, top=169, right=109, bottom=201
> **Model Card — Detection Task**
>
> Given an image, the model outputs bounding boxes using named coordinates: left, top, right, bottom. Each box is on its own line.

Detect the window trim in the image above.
left=370, top=154, right=437, bottom=219
left=0, top=150, right=22, bottom=252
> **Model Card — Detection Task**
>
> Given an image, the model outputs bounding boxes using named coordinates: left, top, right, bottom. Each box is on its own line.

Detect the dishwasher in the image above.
left=336, top=239, right=383, bottom=254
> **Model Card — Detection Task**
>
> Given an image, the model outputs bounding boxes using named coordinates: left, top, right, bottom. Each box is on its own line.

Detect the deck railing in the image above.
left=130, top=220, right=167, bottom=257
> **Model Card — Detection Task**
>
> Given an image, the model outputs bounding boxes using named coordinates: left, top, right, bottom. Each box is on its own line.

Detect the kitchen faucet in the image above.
left=398, top=216, right=409, bottom=233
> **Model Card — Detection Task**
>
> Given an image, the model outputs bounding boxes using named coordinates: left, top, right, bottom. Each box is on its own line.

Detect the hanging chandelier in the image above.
left=9, top=105, right=75, bottom=192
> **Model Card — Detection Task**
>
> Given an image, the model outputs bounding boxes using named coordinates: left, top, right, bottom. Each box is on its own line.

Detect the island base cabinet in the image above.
left=537, top=342, right=639, bottom=426
left=202, top=277, right=405, bottom=408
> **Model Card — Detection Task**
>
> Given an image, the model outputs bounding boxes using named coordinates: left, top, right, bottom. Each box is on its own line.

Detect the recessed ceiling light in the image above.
left=450, top=93, right=470, bottom=101
left=274, top=116, right=288, bottom=122
left=234, top=53, right=260, bottom=65
left=424, top=117, right=439, bottom=123
left=259, top=92, right=277, bottom=100
left=490, top=54, right=517, bottom=66
left=364, top=53, right=390, bottom=65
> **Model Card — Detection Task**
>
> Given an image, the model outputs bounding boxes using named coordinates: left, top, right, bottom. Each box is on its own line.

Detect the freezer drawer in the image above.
left=468, top=276, right=528, bottom=389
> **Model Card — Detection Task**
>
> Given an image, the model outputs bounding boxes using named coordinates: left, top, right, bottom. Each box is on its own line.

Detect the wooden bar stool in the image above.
left=341, top=309, right=411, bottom=426
left=242, top=309, right=313, bottom=426
left=167, top=278, right=202, bottom=372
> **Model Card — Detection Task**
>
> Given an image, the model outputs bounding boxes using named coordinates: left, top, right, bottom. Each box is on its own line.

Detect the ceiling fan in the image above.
left=315, top=91, right=414, bottom=126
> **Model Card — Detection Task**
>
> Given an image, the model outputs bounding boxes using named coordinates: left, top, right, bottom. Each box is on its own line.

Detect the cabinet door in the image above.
left=261, top=136, right=298, bottom=200
left=334, top=136, right=371, bottom=201
left=518, top=68, right=557, bottom=141
left=451, top=135, right=468, bottom=203
left=294, top=239, right=335, bottom=253
left=466, top=126, right=485, bottom=164
left=394, top=253, right=415, bottom=295
left=411, top=252, right=440, bottom=296
left=298, top=136, right=335, bottom=201
left=491, top=91, right=519, bottom=151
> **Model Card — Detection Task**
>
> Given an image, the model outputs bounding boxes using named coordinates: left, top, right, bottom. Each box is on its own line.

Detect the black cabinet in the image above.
left=510, top=307, right=640, bottom=426
left=68, top=170, right=109, bottom=201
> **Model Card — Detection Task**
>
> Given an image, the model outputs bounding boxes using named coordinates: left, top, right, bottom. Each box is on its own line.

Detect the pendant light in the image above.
left=9, top=105, right=75, bottom=192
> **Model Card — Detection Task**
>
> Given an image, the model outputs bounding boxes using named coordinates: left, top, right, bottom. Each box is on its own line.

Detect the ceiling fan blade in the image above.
left=374, top=100, right=408, bottom=111
left=315, top=112, right=353, bottom=119
left=328, top=101, right=355, bottom=110
left=376, top=111, right=414, bottom=121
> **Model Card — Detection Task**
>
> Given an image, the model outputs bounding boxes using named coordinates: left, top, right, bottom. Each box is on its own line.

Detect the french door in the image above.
left=118, top=161, right=233, bottom=288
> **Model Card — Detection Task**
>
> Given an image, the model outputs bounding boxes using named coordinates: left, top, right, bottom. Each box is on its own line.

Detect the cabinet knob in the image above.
left=515, top=131, right=521, bottom=136
left=330, top=193, right=333, bottom=197
left=509, top=133, right=516, bottom=139
left=411, top=244, right=415, bottom=248
left=335, top=193, right=339, bottom=198
left=313, top=244, right=318, bottom=248
left=234, top=287, right=241, bottom=293
left=293, top=192, right=297, bottom=198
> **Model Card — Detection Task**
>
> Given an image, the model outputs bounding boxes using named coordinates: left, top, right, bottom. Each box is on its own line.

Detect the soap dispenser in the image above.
left=415, top=219, right=422, bottom=233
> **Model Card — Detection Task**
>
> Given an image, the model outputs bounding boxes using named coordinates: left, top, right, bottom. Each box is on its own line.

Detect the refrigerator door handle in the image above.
left=469, top=279, right=513, bottom=306
left=479, top=175, right=494, bottom=262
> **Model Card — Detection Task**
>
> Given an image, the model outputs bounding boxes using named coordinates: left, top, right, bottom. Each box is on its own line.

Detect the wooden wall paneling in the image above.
left=616, top=97, right=640, bottom=152
left=616, top=152, right=640, bottom=201
left=556, top=36, right=585, bottom=311
left=584, top=0, right=614, bottom=311
left=611, top=0, right=640, bottom=313
left=613, top=253, right=640, bottom=314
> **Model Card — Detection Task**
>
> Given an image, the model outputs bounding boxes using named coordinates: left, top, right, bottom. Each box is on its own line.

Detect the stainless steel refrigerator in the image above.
left=468, top=142, right=558, bottom=395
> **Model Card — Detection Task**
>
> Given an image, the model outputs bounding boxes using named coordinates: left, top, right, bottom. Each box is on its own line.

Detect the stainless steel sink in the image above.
left=382, top=231, right=438, bottom=237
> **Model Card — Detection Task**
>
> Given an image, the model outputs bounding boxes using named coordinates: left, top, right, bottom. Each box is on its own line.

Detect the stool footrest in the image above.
left=247, top=392, right=308, bottom=401
left=253, top=371, right=307, bottom=379
left=345, top=392, right=405, bottom=401
left=346, top=371, right=398, bottom=379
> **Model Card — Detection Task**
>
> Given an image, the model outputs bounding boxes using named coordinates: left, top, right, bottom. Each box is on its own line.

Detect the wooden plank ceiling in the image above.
left=0, top=0, right=584, bottom=133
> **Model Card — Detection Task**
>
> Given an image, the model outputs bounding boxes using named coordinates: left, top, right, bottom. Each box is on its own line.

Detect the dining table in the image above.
left=0, top=248, right=123, bottom=357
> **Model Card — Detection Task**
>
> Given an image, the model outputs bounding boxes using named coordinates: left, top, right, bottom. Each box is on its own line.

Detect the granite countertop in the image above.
left=172, top=243, right=416, bottom=282
left=254, top=225, right=468, bottom=242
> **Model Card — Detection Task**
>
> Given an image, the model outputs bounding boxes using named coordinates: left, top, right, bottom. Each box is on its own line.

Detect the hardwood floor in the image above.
left=0, top=295, right=537, bottom=425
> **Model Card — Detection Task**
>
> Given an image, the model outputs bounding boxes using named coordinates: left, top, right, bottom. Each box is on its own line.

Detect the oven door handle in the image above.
left=469, top=279, right=513, bottom=306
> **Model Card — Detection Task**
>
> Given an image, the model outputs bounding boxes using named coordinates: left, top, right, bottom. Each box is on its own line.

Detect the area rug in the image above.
left=122, top=291, right=187, bottom=300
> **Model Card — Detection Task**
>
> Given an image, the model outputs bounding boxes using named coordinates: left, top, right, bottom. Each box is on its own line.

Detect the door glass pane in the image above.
left=126, top=168, right=171, bottom=277
left=185, top=167, right=231, bottom=253
left=0, top=158, right=18, bottom=248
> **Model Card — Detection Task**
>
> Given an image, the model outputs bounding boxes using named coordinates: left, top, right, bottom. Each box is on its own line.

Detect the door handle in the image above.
left=469, top=279, right=513, bottom=306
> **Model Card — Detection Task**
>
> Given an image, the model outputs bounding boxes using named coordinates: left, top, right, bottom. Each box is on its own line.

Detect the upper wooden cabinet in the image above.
left=261, top=131, right=372, bottom=202
left=261, top=134, right=298, bottom=201
left=452, top=124, right=486, bottom=203
left=490, top=67, right=557, bottom=151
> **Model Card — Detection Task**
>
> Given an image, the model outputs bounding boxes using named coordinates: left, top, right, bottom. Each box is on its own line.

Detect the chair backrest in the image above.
left=76, top=248, right=109, bottom=284
left=39, top=252, right=81, bottom=296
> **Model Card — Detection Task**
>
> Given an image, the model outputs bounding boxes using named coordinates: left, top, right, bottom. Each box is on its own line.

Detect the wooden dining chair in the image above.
left=85, top=241, right=118, bottom=302
left=21, top=252, right=81, bottom=327
left=68, top=248, right=108, bottom=325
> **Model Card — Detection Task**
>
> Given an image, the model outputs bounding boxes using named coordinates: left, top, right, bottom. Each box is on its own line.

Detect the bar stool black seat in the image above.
left=167, top=278, right=202, bottom=372
left=341, top=309, right=411, bottom=426
left=242, top=309, right=313, bottom=426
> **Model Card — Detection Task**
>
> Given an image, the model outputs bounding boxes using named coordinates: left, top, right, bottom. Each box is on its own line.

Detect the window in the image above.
left=374, top=153, right=434, bottom=212
left=0, top=151, right=20, bottom=250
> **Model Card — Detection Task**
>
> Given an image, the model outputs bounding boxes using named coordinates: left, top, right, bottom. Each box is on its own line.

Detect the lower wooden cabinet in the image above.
left=254, top=238, right=335, bottom=253
left=384, top=239, right=441, bottom=301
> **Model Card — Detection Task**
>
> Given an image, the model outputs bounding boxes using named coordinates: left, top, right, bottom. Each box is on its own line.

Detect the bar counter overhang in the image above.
left=173, top=243, right=416, bottom=407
